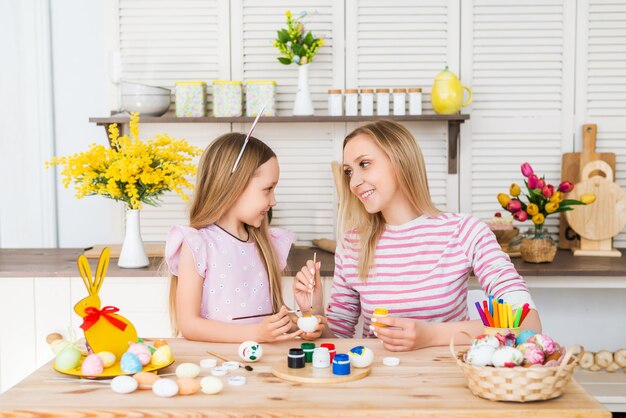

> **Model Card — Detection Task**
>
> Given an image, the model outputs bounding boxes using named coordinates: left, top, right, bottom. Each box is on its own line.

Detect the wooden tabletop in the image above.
left=1, top=247, right=626, bottom=278
left=0, top=338, right=610, bottom=417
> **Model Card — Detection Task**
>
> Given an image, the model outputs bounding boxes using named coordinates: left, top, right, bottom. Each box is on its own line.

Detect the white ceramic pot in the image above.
left=118, top=209, right=149, bottom=268
left=292, top=64, right=314, bottom=116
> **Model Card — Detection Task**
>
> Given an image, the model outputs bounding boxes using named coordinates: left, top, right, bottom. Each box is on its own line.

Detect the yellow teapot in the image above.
left=431, top=66, right=472, bottom=114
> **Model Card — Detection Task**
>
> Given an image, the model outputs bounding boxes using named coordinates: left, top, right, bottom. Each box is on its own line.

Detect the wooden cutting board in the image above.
left=84, top=243, right=165, bottom=258
left=560, top=124, right=616, bottom=249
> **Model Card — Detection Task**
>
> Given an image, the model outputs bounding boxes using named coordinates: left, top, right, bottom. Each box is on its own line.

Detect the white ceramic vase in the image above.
left=292, top=63, right=314, bottom=116
left=118, top=208, right=149, bottom=268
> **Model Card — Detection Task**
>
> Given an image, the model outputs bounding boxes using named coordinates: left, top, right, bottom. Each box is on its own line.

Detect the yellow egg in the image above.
left=177, top=378, right=200, bottom=395
left=133, top=371, right=161, bottom=389
left=151, top=345, right=173, bottom=367
left=96, top=351, right=116, bottom=368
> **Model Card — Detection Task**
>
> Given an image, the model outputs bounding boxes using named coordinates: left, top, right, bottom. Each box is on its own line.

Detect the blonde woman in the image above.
left=294, top=120, right=541, bottom=351
left=165, top=133, right=323, bottom=342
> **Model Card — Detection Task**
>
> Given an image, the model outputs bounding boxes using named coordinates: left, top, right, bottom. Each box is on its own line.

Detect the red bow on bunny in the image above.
left=80, top=306, right=128, bottom=331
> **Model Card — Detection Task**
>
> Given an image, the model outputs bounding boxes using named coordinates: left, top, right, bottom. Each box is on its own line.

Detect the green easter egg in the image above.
left=55, top=346, right=81, bottom=370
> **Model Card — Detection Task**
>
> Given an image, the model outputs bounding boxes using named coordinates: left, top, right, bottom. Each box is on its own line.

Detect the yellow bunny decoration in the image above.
left=74, top=247, right=138, bottom=359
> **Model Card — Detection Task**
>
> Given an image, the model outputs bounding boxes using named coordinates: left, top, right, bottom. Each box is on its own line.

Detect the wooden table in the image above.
left=0, top=339, right=610, bottom=417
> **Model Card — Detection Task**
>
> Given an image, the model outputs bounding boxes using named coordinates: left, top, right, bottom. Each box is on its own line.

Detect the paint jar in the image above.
left=372, top=308, right=388, bottom=327
left=328, top=89, right=343, bottom=116
left=301, top=342, right=315, bottom=363
left=376, top=88, right=390, bottom=116
left=312, top=347, right=331, bottom=369
left=288, top=348, right=305, bottom=369
left=320, top=343, right=336, bottom=362
left=393, top=88, right=407, bottom=116
left=408, top=87, right=423, bottom=115
left=360, top=88, right=374, bottom=116
left=345, top=89, right=359, bottom=116
left=332, top=354, right=351, bottom=375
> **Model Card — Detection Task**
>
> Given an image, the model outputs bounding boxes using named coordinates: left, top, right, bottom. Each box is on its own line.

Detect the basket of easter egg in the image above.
left=450, top=330, right=583, bottom=402
left=50, top=333, right=175, bottom=379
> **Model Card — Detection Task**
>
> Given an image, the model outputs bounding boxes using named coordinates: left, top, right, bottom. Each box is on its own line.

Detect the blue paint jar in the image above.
left=332, top=353, right=351, bottom=375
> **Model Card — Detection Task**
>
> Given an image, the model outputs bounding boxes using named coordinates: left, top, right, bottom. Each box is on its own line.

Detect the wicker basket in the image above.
left=520, top=238, right=557, bottom=263
left=450, top=336, right=583, bottom=402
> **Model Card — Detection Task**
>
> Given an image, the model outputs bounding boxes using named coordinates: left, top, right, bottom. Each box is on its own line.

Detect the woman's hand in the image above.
left=255, top=306, right=303, bottom=343
left=370, top=316, right=434, bottom=351
left=293, top=259, right=324, bottom=314
left=294, top=315, right=327, bottom=341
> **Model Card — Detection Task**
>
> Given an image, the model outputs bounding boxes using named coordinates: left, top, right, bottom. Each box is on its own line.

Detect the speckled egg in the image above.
left=200, top=376, right=224, bottom=395
left=177, top=378, right=200, bottom=395
left=528, top=334, right=556, bottom=355
left=515, top=329, right=537, bottom=345
left=152, top=378, right=179, bottom=397
left=120, top=352, right=143, bottom=374
left=111, top=375, right=138, bottom=394
left=492, top=346, right=523, bottom=368
left=466, top=345, right=496, bottom=367
left=348, top=346, right=374, bottom=368
left=238, top=341, right=263, bottom=362
left=81, top=354, right=104, bottom=376
left=176, top=363, right=201, bottom=379
left=471, top=334, right=500, bottom=349
left=297, top=315, right=319, bottom=333
left=54, top=345, right=81, bottom=371
left=96, top=351, right=116, bottom=368
left=127, top=343, right=151, bottom=366
left=151, top=345, right=173, bottom=368
left=517, top=342, right=545, bottom=366
left=133, top=371, right=161, bottom=389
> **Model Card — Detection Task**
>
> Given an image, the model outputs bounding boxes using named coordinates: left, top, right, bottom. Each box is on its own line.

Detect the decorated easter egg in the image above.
left=153, top=339, right=168, bottom=348
left=471, top=334, right=500, bottom=349
left=200, top=376, right=224, bottom=395
left=492, top=346, right=523, bottom=368
left=120, top=352, right=143, bottom=374
left=96, top=351, right=116, bottom=368
left=152, top=378, right=179, bottom=397
left=516, top=329, right=537, bottom=346
left=127, top=343, right=151, bottom=366
left=494, top=330, right=517, bottom=347
left=50, top=339, right=71, bottom=355
left=466, top=345, right=496, bottom=367
left=517, top=342, right=545, bottom=366
left=111, top=375, right=138, bottom=394
left=55, top=345, right=81, bottom=371
left=348, top=346, right=374, bottom=368
left=545, top=345, right=562, bottom=364
left=297, top=315, right=319, bottom=333
left=176, top=362, right=201, bottom=379
left=238, top=341, right=263, bottom=362
left=177, top=378, right=201, bottom=395
left=133, top=371, right=161, bottom=389
left=151, top=345, right=173, bottom=368
left=81, top=354, right=104, bottom=376
left=528, top=334, right=556, bottom=355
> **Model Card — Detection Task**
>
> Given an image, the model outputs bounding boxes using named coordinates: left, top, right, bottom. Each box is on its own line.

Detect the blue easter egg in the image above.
left=516, top=329, right=537, bottom=346
left=120, top=352, right=143, bottom=374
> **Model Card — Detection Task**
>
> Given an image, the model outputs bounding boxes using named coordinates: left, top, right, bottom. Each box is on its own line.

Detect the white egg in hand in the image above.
left=297, top=315, right=319, bottom=333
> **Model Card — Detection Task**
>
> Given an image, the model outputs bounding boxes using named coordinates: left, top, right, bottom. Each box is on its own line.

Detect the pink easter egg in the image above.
left=517, top=342, right=545, bottom=366
left=81, top=353, right=104, bottom=376
left=528, top=334, right=556, bottom=355
left=127, top=343, right=151, bottom=366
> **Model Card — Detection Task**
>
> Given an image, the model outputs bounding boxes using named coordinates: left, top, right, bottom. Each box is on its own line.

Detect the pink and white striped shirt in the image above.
left=326, top=213, right=534, bottom=338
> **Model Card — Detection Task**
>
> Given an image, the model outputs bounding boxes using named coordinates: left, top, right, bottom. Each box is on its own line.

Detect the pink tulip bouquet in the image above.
left=497, top=162, right=595, bottom=228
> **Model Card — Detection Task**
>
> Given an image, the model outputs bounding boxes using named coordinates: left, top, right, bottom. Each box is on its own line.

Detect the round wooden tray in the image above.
left=271, top=361, right=370, bottom=384
left=53, top=357, right=175, bottom=379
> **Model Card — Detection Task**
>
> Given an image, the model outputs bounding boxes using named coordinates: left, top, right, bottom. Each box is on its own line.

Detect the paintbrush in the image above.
left=207, top=350, right=253, bottom=371
left=310, top=252, right=317, bottom=313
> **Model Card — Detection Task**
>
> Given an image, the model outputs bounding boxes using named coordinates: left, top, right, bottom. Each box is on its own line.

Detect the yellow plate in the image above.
left=53, top=357, right=175, bottom=379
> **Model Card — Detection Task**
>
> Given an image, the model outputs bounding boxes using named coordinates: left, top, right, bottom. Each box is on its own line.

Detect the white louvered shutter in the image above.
left=346, top=0, right=460, bottom=210
left=460, top=0, right=576, bottom=235
left=576, top=0, right=626, bottom=247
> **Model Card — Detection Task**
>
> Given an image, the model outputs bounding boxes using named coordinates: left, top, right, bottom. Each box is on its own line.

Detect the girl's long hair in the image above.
left=169, top=133, right=284, bottom=335
left=336, top=120, right=440, bottom=280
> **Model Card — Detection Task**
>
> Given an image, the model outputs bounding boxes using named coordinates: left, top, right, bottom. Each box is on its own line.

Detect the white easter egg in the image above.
left=466, top=345, right=496, bottom=367
left=152, top=378, right=179, bottom=397
left=297, top=315, right=319, bottom=333
left=238, top=341, right=263, bottom=362
left=176, top=362, right=201, bottom=379
left=111, top=375, right=138, bottom=394
left=348, top=346, right=374, bottom=368
left=491, top=346, right=523, bottom=368
left=201, top=376, right=224, bottom=394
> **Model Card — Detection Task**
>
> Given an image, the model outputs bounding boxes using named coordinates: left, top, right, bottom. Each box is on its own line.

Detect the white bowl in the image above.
left=121, top=82, right=171, bottom=96
left=121, top=94, right=171, bottom=116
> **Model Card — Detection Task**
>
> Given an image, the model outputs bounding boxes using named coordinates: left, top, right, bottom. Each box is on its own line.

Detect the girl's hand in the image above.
left=369, top=316, right=434, bottom=351
left=294, top=259, right=323, bottom=314
left=294, top=315, right=327, bottom=341
left=255, top=306, right=303, bottom=343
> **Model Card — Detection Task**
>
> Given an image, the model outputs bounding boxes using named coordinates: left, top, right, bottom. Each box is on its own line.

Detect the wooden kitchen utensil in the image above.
left=560, top=124, right=616, bottom=249
left=565, top=160, right=626, bottom=257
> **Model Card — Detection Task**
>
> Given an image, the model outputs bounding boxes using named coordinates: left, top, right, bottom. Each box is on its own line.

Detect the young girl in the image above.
left=166, top=133, right=318, bottom=343
left=294, top=120, right=542, bottom=351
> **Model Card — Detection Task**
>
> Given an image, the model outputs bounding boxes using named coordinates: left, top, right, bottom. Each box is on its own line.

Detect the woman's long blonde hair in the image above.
left=169, top=133, right=285, bottom=335
left=336, top=120, right=440, bottom=280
